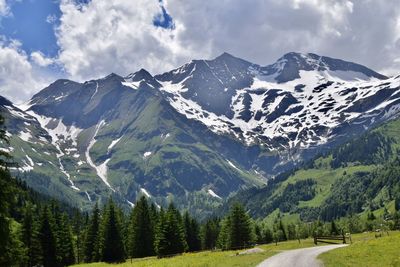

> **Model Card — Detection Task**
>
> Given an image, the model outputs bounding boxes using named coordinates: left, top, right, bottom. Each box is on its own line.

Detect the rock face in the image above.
left=1, top=52, right=399, bottom=215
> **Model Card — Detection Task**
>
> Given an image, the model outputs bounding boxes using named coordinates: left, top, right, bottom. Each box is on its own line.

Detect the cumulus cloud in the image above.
left=167, top=0, right=400, bottom=75
left=0, top=38, right=50, bottom=103
left=2, top=0, right=400, bottom=103
left=30, top=51, right=54, bottom=67
left=53, top=0, right=400, bottom=82
left=55, top=0, right=199, bottom=80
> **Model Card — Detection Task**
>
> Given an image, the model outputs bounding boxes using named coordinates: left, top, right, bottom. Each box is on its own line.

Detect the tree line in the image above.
left=2, top=169, right=400, bottom=266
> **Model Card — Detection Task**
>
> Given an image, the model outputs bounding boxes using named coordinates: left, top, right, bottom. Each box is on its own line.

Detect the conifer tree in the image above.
left=58, top=214, right=75, bottom=266
left=201, top=218, right=219, bottom=250
left=154, top=203, right=187, bottom=257
left=83, top=203, right=100, bottom=263
left=38, top=206, right=58, bottom=267
left=217, top=216, right=231, bottom=250
left=72, top=209, right=86, bottom=264
left=128, top=196, right=155, bottom=258
left=183, top=211, right=201, bottom=252
left=100, top=198, right=126, bottom=263
left=21, top=204, right=42, bottom=266
left=228, top=203, right=253, bottom=249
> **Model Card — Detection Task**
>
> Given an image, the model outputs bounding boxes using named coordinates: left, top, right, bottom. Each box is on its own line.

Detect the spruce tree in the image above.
left=201, top=218, right=219, bottom=250
left=72, top=209, right=86, bottom=264
left=58, top=214, right=75, bottom=266
left=100, top=198, right=126, bottom=263
left=128, top=196, right=155, bottom=258
left=228, top=203, right=253, bottom=249
left=38, top=206, right=58, bottom=267
left=217, top=217, right=231, bottom=250
left=83, top=203, right=100, bottom=262
left=183, top=211, right=201, bottom=252
left=21, top=204, right=42, bottom=266
left=154, top=203, right=187, bottom=257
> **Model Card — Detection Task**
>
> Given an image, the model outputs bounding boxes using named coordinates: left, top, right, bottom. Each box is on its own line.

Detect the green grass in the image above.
left=282, top=164, right=376, bottom=208
left=73, top=238, right=317, bottom=267
left=320, top=231, right=400, bottom=267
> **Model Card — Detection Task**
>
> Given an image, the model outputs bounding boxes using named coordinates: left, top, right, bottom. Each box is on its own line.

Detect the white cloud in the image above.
left=30, top=51, right=54, bottom=67
left=2, top=0, right=400, bottom=103
left=0, top=0, right=10, bottom=16
left=53, top=0, right=400, bottom=82
left=0, top=38, right=50, bottom=103
left=166, top=0, right=400, bottom=75
left=55, top=0, right=199, bottom=80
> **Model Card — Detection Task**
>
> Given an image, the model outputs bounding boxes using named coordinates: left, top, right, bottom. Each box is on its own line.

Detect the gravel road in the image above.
left=257, top=244, right=348, bottom=267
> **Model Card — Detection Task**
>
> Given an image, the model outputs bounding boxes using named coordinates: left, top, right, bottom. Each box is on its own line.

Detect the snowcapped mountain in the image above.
left=1, top=52, right=400, bottom=215
left=156, top=52, right=398, bottom=150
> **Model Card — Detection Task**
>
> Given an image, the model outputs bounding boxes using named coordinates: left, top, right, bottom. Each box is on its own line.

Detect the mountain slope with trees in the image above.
left=226, top=116, right=400, bottom=223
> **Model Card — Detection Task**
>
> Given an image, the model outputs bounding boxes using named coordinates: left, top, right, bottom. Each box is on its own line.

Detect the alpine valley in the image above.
left=2, top=52, right=400, bottom=217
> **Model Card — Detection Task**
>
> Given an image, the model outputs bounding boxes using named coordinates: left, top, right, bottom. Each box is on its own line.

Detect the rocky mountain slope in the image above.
left=1, top=52, right=400, bottom=214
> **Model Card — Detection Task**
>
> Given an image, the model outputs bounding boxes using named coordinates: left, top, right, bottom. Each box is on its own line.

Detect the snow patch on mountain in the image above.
left=26, top=155, right=34, bottom=166
left=26, top=112, right=82, bottom=147
left=140, top=188, right=151, bottom=198
left=89, top=82, right=99, bottom=101
left=127, top=200, right=135, bottom=207
left=122, top=80, right=141, bottom=90
left=19, top=131, right=32, bottom=142
left=108, top=137, right=122, bottom=153
left=85, top=120, right=115, bottom=191
left=226, top=160, right=241, bottom=172
left=24, top=111, right=84, bottom=191
left=208, top=189, right=222, bottom=199
left=85, top=191, right=92, bottom=202
left=161, top=133, right=170, bottom=141
left=143, top=151, right=152, bottom=158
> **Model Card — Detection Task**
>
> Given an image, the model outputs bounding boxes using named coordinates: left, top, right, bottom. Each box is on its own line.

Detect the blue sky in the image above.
left=0, top=0, right=399, bottom=103
left=0, top=0, right=61, bottom=57
left=1, top=0, right=173, bottom=57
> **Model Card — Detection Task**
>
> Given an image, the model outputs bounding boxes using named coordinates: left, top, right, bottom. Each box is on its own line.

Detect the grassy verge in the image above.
left=319, top=231, right=400, bottom=267
left=73, top=238, right=316, bottom=267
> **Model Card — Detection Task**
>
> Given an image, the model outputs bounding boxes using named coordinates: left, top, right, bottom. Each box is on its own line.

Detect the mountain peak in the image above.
left=263, top=52, right=387, bottom=83
left=125, top=68, right=153, bottom=81
left=214, top=52, right=236, bottom=60
left=212, top=52, right=253, bottom=66
left=124, top=69, right=161, bottom=89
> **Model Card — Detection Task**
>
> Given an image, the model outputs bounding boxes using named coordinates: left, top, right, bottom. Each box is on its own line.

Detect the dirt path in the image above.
left=257, top=244, right=347, bottom=267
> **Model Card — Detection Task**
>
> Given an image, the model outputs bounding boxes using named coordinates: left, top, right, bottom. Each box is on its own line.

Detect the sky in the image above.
left=0, top=0, right=400, bottom=103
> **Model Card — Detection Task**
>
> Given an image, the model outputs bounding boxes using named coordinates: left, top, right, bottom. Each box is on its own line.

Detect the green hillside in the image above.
left=227, top=116, right=400, bottom=223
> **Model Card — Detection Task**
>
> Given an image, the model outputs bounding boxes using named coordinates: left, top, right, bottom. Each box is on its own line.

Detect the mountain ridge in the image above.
left=1, top=51, right=399, bottom=216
